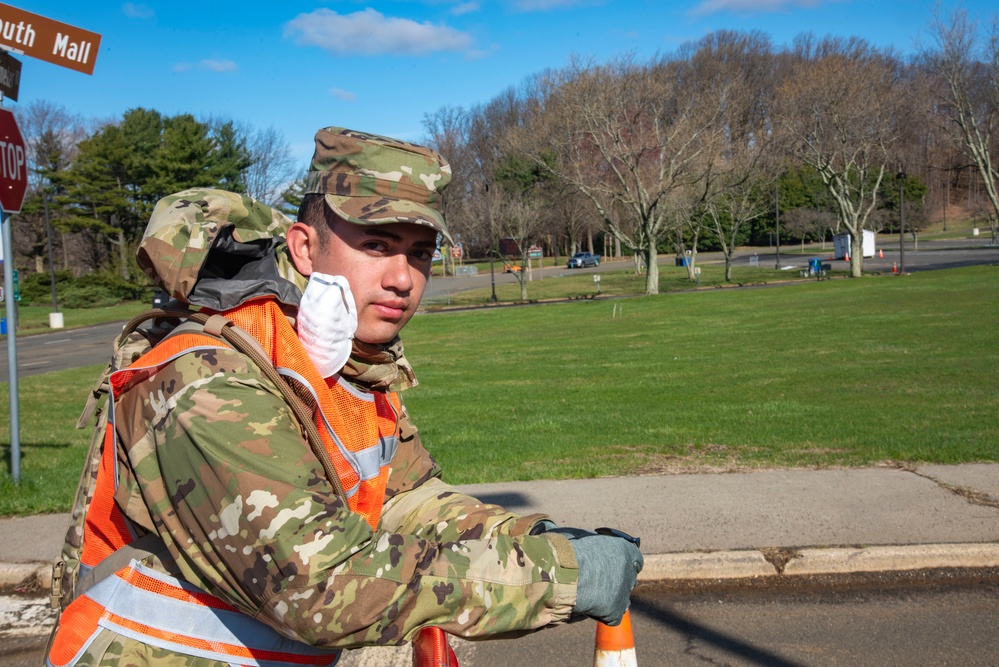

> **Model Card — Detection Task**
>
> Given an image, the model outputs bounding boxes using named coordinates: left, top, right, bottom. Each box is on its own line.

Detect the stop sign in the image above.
left=0, top=109, right=27, bottom=213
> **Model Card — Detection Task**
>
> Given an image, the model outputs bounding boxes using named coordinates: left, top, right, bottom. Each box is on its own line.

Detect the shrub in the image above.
left=19, top=270, right=74, bottom=305
left=58, top=284, right=122, bottom=309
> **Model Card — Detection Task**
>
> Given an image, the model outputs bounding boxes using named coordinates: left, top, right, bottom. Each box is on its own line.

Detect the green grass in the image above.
left=0, top=365, right=101, bottom=515
left=403, top=265, right=999, bottom=484
left=8, top=301, right=149, bottom=334
left=423, top=263, right=835, bottom=307
left=1, top=266, right=997, bottom=515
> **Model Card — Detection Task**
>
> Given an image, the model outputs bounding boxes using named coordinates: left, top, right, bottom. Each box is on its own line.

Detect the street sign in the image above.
left=0, top=3, right=101, bottom=75
left=450, top=245, right=463, bottom=259
left=0, top=48, right=20, bottom=100
left=0, top=108, right=25, bottom=212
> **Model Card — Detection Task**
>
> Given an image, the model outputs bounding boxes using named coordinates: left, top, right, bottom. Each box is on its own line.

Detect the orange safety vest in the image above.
left=49, top=298, right=400, bottom=667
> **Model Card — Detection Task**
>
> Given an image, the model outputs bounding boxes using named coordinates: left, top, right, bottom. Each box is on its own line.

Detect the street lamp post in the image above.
left=774, top=179, right=781, bottom=270
left=485, top=183, right=497, bottom=302
left=897, top=171, right=906, bottom=275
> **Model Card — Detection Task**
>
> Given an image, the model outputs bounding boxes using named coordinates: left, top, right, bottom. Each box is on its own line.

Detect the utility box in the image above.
left=833, top=230, right=875, bottom=259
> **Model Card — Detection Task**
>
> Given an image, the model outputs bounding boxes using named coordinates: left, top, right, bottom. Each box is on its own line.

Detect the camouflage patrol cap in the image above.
left=304, top=126, right=453, bottom=243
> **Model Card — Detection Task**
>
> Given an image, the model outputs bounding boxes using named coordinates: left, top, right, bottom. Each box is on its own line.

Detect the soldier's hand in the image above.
left=541, top=526, right=643, bottom=625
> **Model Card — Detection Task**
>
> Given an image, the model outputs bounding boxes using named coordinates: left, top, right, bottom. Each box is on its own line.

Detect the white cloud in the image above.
left=172, top=59, right=238, bottom=73
left=690, top=0, right=825, bottom=16
left=200, top=59, right=238, bottom=72
left=451, top=2, right=480, bottom=15
left=284, top=8, right=472, bottom=56
left=511, top=0, right=601, bottom=11
left=329, top=88, right=357, bottom=101
left=122, top=2, right=154, bottom=19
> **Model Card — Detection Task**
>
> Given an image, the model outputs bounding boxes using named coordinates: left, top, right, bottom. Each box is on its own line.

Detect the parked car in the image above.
left=566, top=252, right=601, bottom=268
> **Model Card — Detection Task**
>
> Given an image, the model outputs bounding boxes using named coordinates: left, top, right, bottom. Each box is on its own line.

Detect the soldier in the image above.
left=46, top=126, right=643, bottom=666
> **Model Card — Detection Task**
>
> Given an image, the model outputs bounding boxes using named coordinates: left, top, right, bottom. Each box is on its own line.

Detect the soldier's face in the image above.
left=312, top=220, right=437, bottom=344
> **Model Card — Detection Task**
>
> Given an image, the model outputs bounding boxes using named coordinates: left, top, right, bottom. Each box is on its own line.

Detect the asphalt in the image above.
left=2, top=463, right=998, bottom=590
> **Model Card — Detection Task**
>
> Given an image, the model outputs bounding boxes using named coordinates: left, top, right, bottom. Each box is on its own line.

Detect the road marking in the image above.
left=42, top=339, right=73, bottom=345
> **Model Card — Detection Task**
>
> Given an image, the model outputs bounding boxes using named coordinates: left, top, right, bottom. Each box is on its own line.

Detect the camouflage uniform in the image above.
left=50, top=129, right=579, bottom=667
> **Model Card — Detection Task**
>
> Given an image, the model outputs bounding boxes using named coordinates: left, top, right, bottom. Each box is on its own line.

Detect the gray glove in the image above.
left=538, top=525, right=643, bottom=625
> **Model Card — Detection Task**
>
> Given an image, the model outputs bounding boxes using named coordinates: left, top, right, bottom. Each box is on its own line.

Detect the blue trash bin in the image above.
left=808, top=258, right=822, bottom=276
left=1, top=318, right=6, bottom=335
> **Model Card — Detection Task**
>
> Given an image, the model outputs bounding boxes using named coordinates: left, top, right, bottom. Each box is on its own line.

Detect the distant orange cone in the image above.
left=845, top=251, right=850, bottom=262
left=879, top=248, right=884, bottom=258
left=595, top=612, right=637, bottom=667
left=893, top=261, right=898, bottom=274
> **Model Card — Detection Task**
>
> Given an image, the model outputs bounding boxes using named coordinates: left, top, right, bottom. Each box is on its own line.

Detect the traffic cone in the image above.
left=594, top=612, right=637, bottom=667
left=845, top=251, right=850, bottom=262
left=893, top=261, right=898, bottom=274
left=413, top=627, right=458, bottom=667
left=879, top=248, right=884, bottom=258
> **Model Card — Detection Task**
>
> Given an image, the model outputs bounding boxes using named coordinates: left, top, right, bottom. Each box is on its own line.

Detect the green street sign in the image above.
left=12, top=268, right=19, bottom=301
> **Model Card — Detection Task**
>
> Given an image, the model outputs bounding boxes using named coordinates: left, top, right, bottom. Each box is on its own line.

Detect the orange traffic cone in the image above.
left=879, top=248, right=884, bottom=258
left=594, top=612, right=637, bottom=667
left=893, top=261, right=898, bottom=274
left=414, top=627, right=458, bottom=667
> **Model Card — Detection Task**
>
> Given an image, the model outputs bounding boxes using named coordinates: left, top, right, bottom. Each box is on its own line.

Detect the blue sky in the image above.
left=4, top=0, right=996, bottom=164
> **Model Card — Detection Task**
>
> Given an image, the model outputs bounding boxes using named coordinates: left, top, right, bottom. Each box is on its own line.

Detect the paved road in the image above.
left=7, top=569, right=999, bottom=667
left=0, top=321, right=122, bottom=379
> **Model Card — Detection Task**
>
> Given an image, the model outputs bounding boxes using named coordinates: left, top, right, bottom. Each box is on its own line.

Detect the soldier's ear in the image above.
left=287, top=222, right=318, bottom=277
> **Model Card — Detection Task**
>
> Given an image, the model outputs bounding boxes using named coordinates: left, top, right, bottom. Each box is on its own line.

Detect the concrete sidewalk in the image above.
left=2, top=463, right=999, bottom=589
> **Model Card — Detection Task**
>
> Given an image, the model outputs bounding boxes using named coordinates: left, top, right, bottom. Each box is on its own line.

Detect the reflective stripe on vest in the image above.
left=48, top=559, right=340, bottom=667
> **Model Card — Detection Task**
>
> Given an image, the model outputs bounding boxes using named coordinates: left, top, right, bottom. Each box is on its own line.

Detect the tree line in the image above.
left=8, top=7, right=999, bottom=302
left=423, top=7, right=998, bottom=293
left=12, top=102, right=300, bottom=291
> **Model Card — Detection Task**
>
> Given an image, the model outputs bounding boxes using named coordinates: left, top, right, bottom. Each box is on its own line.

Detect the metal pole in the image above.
left=2, top=210, right=21, bottom=484
left=899, top=179, right=905, bottom=275
left=774, top=180, right=781, bottom=270
left=44, top=193, right=59, bottom=311
left=486, top=183, right=497, bottom=303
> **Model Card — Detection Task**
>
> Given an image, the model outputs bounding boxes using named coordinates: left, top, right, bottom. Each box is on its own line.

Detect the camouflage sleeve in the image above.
left=115, top=348, right=578, bottom=649
left=383, top=401, right=442, bottom=499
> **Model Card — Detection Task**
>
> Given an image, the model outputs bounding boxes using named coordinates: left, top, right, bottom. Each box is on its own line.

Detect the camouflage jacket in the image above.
left=59, top=190, right=579, bottom=665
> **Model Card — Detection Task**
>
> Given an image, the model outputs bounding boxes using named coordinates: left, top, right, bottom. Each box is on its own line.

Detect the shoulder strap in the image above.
left=71, top=533, right=167, bottom=603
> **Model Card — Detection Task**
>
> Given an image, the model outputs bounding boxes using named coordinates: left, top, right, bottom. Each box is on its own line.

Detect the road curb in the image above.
left=5, top=543, right=998, bottom=590
left=0, top=562, right=51, bottom=590
left=639, top=542, right=999, bottom=582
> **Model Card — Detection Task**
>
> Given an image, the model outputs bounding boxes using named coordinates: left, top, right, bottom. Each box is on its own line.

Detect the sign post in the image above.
left=0, top=3, right=102, bottom=75
left=0, top=106, right=25, bottom=484
left=0, top=48, right=21, bottom=100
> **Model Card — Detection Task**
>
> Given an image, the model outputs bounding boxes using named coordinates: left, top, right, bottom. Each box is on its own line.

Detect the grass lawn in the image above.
left=1, top=265, right=997, bottom=515
left=9, top=301, right=150, bottom=334
left=423, top=262, right=837, bottom=307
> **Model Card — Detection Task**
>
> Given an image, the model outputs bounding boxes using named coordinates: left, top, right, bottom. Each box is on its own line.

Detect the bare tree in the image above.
left=525, top=53, right=724, bottom=295
left=244, top=126, right=299, bottom=207
left=695, top=31, right=778, bottom=281
left=920, top=7, right=999, bottom=242
left=775, top=36, right=905, bottom=276
left=424, top=105, right=474, bottom=272
left=13, top=100, right=88, bottom=274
